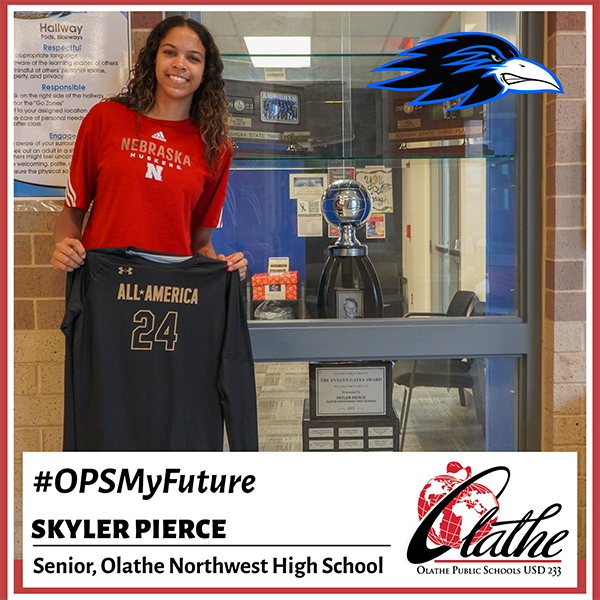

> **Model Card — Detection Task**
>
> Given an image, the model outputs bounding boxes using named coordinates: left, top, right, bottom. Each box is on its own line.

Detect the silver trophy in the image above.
left=317, top=180, right=383, bottom=318
left=322, top=180, right=372, bottom=254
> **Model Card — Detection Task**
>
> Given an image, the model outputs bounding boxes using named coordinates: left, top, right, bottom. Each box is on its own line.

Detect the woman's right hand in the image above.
left=52, top=238, right=87, bottom=272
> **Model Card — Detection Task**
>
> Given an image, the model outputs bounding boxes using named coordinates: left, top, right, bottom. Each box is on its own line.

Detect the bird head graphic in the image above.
left=369, top=32, right=563, bottom=110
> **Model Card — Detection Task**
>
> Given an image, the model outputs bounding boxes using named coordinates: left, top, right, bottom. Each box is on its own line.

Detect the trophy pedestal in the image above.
left=302, top=399, right=399, bottom=452
left=317, top=245, right=383, bottom=319
left=304, top=361, right=396, bottom=451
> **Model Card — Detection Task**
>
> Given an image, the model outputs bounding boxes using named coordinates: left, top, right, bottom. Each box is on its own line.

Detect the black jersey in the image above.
left=61, top=247, right=258, bottom=451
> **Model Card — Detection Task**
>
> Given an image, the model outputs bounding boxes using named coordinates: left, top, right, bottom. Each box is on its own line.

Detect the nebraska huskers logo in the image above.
left=407, top=462, right=569, bottom=564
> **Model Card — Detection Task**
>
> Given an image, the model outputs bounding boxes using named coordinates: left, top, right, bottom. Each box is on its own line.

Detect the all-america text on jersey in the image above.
left=117, top=283, right=200, bottom=304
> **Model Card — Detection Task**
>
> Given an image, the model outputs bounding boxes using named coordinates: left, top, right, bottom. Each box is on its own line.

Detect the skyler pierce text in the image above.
left=32, top=518, right=227, bottom=539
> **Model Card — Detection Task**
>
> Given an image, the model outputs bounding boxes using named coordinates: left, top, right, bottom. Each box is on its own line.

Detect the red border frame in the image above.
left=5, top=1, right=598, bottom=597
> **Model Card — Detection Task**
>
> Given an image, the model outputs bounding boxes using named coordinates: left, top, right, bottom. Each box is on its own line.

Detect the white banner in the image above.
left=14, top=10, right=129, bottom=190
left=23, top=452, right=578, bottom=592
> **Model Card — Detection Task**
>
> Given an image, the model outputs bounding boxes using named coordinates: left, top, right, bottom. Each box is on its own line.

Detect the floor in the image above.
left=252, top=362, right=486, bottom=452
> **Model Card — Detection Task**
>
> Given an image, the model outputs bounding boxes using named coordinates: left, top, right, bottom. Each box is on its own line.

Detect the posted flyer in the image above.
left=13, top=11, right=129, bottom=193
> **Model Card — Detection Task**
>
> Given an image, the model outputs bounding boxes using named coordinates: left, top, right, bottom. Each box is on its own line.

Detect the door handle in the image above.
left=449, top=240, right=461, bottom=257
left=435, top=242, right=461, bottom=257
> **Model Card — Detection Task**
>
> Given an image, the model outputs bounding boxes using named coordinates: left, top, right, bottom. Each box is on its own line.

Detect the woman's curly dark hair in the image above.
left=110, top=16, right=230, bottom=174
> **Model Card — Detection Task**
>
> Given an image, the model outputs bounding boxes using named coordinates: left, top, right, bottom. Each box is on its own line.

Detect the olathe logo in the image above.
left=407, top=462, right=569, bottom=567
left=417, top=462, right=499, bottom=549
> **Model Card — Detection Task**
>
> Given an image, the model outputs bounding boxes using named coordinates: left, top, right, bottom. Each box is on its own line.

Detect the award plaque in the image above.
left=309, top=361, right=393, bottom=419
left=303, top=361, right=398, bottom=452
left=224, top=80, right=309, bottom=155
left=260, top=91, right=300, bottom=125
left=302, top=399, right=399, bottom=452
left=228, top=96, right=255, bottom=116
left=387, top=91, right=489, bottom=156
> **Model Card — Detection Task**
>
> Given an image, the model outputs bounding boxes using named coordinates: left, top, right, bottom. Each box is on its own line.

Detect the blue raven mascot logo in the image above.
left=369, top=32, right=562, bottom=109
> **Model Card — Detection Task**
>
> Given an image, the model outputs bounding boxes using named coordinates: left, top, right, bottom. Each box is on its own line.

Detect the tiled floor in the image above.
left=253, top=362, right=485, bottom=452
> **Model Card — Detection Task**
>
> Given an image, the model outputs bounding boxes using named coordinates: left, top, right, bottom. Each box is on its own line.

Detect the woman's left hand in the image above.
left=218, top=252, right=248, bottom=281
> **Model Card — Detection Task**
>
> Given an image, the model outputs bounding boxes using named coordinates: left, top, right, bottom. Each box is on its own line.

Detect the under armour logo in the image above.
left=145, top=162, right=164, bottom=181
left=119, top=267, right=133, bottom=275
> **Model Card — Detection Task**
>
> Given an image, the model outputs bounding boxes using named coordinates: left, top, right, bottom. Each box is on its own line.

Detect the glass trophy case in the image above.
left=197, top=9, right=543, bottom=451
left=208, top=10, right=521, bottom=323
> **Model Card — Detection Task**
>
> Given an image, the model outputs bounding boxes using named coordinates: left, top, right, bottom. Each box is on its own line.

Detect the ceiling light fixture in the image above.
left=244, top=36, right=311, bottom=68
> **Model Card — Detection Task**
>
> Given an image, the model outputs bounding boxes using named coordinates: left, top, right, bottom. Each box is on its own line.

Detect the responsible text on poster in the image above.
left=13, top=11, right=129, bottom=191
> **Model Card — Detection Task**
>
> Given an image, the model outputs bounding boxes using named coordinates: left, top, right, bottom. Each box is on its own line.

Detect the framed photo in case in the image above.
left=336, top=289, right=363, bottom=319
left=260, top=91, right=300, bottom=125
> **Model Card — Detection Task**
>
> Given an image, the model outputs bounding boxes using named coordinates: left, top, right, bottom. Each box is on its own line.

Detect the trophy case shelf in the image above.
left=223, top=52, right=511, bottom=165
left=230, top=153, right=515, bottom=164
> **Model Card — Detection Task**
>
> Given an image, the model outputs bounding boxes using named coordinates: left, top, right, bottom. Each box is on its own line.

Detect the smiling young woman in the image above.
left=149, top=26, right=207, bottom=121
left=51, top=16, right=246, bottom=274
left=50, top=16, right=258, bottom=453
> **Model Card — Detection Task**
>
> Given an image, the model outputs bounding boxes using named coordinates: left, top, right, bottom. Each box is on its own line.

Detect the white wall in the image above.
left=460, top=158, right=487, bottom=300
left=401, top=11, right=489, bottom=310
left=402, top=159, right=432, bottom=312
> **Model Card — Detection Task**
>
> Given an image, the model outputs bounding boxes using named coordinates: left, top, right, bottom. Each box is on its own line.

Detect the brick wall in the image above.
left=130, top=11, right=163, bottom=64
left=12, top=11, right=161, bottom=560
left=14, top=202, right=65, bottom=558
left=541, top=12, right=587, bottom=559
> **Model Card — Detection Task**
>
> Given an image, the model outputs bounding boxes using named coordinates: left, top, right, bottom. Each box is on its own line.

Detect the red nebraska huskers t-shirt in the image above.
left=65, top=101, right=231, bottom=256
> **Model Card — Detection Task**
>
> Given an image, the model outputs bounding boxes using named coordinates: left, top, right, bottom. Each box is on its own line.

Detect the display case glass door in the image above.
left=430, top=158, right=461, bottom=313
